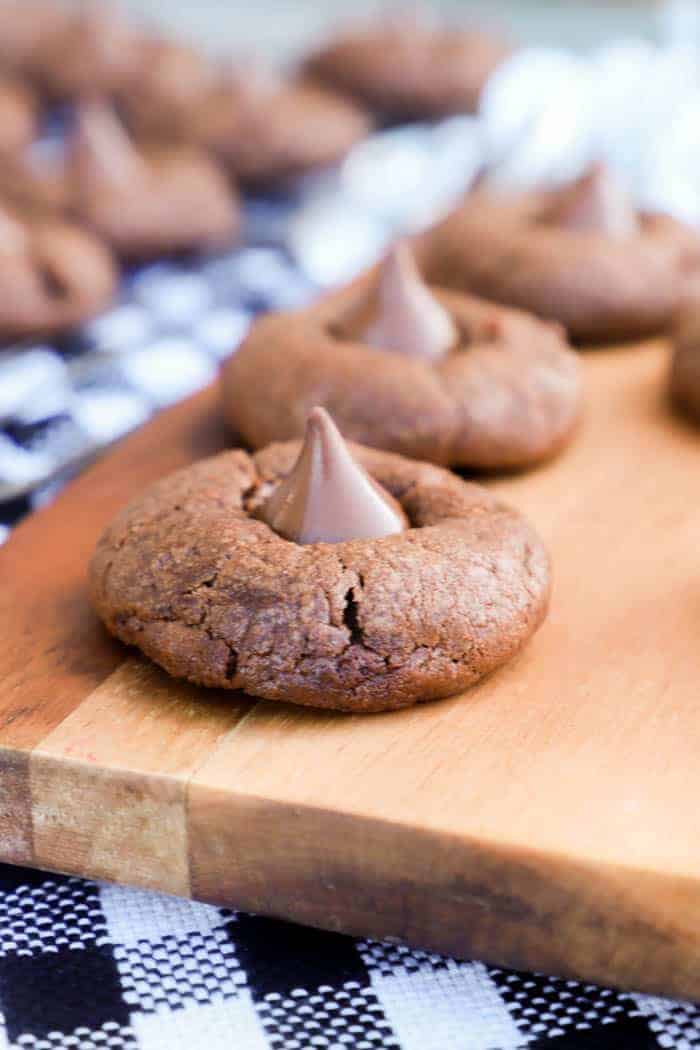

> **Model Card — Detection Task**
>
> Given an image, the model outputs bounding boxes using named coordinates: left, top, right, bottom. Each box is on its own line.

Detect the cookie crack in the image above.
left=182, top=570, right=219, bottom=599
left=194, top=610, right=240, bottom=682
left=224, top=646, right=238, bottom=680
left=335, top=567, right=394, bottom=675
left=342, top=574, right=365, bottom=647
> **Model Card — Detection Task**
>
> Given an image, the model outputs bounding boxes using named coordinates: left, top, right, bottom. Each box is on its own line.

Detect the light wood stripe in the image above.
left=188, top=782, right=700, bottom=997
left=0, top=750, right=33, bottom=865
left=30, top=658, right=250, bottom=894
left=0, top=385, right=224, bottom=873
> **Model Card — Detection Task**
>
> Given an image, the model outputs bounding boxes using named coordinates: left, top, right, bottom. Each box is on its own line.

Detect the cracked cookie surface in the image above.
left=89, top=443, right=550, bottom=712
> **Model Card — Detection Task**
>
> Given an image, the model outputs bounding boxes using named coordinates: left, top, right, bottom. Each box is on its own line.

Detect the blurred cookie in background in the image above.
left=0, top=76, right=40, bottom=155
left=68, top=100, right=241, bottom=259
left=0, top=202, right=117, bottom=339
left=414, top=166, right=700, bottom=343
left=0, top=1, right=70, bottom=77
left=118, top=36, right=217, bottom=141
left=303, top=13, right=511, bottom=121
left=23, top=3, right=146, bottom=100
left=191, top=62, right=373, bottom=186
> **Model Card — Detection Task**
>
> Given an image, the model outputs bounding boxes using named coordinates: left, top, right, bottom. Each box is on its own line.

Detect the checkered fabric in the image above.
left=0, top=863, right=696, bottom=1050
left=0, top=194, right=314, bottom=509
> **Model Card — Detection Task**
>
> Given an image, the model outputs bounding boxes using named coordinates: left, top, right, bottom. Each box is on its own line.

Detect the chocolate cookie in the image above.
left=670, top=303, right=700, bottom=421
left=414, top=166, right=700, bottom=343
left=118, top=37, right=217, bottom=142
left=0, top=1, right=69, bottom=75
left=191, top=67, right=372, bottom=186
left=89, top=413, right=550, bottom=712
left=222, top=244, right=582, bottom=470
left=69, top=101, right=241, bottom=259
left=303, top=17, right=510, bottom=120
left=0, top=203, right=117, bottom=338
left=28, top=3, right=145, bottom=100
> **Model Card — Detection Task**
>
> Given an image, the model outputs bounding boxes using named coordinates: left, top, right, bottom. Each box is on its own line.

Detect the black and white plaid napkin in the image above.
left=1, top=862, right=696, bottom=1050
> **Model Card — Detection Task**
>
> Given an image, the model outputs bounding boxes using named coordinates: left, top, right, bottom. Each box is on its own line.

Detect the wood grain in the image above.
left=31, top=658, right=250, bottom=893
left=0, top=386, right=226, bottom=867
left=2, top=340, right=700, bottom=998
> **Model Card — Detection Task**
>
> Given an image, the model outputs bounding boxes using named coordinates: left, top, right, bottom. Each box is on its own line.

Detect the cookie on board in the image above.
left=190, top=65, right=373, bottom=186
left=90, top=408, right=551, bottom=713
left=414, top=166, right=700, bottom=343
left=223, top=243, right=582, bottom=471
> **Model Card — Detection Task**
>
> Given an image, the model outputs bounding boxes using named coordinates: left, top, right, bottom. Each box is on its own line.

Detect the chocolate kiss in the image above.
left=74, top=101, right=148, bottom=189
left=551, top=165, right=639, bottom=237
left=363, top=243, right=457, bottom=360
left=257, top=407, right=408, bottom=545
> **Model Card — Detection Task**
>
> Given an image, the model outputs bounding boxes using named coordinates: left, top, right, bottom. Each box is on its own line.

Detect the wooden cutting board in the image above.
left=2, top=339, right=700, bottom=1001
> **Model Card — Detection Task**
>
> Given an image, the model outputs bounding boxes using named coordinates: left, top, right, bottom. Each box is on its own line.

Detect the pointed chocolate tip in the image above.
left=257, top=406, right=408, bottom=545
left=363, top=242, right=457, bottom=360
left=73, top=99, right=146, bottom=188
left=551, top=164, right=638, bottom=238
